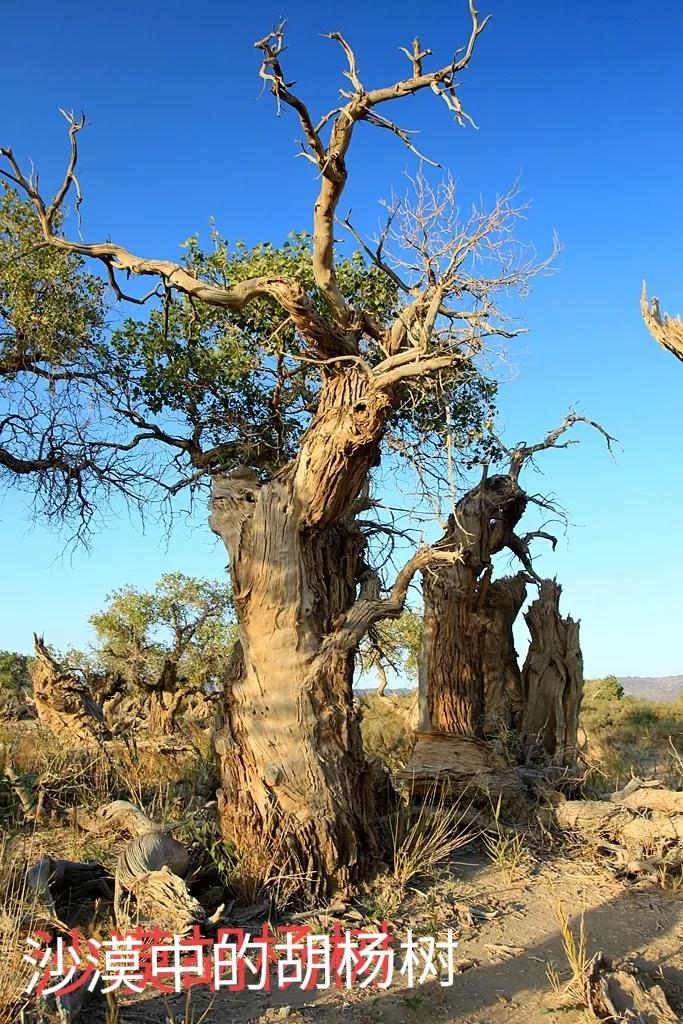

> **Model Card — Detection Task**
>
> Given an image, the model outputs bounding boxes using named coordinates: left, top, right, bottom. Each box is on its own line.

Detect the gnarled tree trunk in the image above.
left=481, top=573, right=527, bottom=735
left=31, top=635, right=111, bottom=746
left=521, top=579, right=583, bottom=766
left=209, top=370, right=392, bottom=895
left=146, top=687, right=184, bottom=737
left=416, top=475, right=528, bottom=740
left=419, top=565, right=486, bottom=735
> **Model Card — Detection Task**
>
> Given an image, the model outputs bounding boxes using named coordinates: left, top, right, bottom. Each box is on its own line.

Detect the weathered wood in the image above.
left=397, top=731, right=533, bottom=819
left=521, top=581, right=583, bottom=766
left=126, top=867, right=205, bottom=934
left=418, top=476, right=528, bottom=738
left=209, top=389, right=391, bottom=895
left=31, top=635, right=110, bottom=746
left=554, top=786, right=683, bottom=866
left=588, top=954, right=677, bottom=1022
left=114, top=830, right=198, bottom=932
left=74, top=799, right=159, bottom=837
left=481, top=574, right=527, bottom=734
left=641, top=283, right=683, bottom=364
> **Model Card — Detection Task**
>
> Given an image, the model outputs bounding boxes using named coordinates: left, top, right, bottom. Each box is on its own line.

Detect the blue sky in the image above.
left=1, top=1, right=682, bottom=678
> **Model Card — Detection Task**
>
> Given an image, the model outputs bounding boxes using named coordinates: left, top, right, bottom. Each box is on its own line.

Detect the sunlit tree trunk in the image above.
left=210, top=371, right=390, bottom=894
left=417, top=475, right=528, bottom=740
left=521, top=579, right=584, bottom=766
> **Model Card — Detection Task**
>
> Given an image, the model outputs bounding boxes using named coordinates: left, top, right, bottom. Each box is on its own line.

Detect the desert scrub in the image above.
left=358, top=691, right=416, bottom=772
left=580, top=696, right=683, bottom=789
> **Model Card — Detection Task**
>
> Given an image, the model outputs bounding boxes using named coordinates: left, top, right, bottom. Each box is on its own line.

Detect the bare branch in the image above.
left=1, top=125, right=357, bottom=358
left=508, top=411, right=619, bottom=480
left=322, top=544, right=463, bottom=656
left=255, top=8, right=489, bottom=328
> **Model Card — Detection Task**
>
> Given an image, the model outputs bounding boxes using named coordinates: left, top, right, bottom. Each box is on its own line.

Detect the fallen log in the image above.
left=553, top=785, right=683, bottom=872
left=113, top=829, right=204, bottom=933
left=74, top=799, right=160, bottom=837
left=26, top=856, right=113, bottom=922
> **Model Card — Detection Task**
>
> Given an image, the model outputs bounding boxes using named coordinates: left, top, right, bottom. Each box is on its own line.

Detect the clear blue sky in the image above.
left=1, top=1, right=682, bottom=678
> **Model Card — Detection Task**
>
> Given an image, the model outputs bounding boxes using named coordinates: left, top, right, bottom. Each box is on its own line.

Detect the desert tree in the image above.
left=409, top=413, right=615, bottom=766
left=641, top=283, right=683, bottom=363
left=88, top=572, right=235, bottom=736
left=30, top=634, right=111, bottom=745
left=520, top=578, right=583, bottom=766
left=1, top=4, right=554, bottom=889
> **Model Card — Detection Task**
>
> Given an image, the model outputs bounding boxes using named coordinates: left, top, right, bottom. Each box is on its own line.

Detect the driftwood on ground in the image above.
left=587, top=954, right=677, bottom=1022
left=553, top=781, right=683, bottom=873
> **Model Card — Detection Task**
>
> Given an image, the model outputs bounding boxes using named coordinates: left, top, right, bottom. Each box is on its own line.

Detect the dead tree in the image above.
left=408, top=414, right=613, bottom=791
left=2, top=6, right=551, bottom=892
left=416, top=474, right=528, bottom=737
left=641, top=283, right=683, bottom=362
left=31, top=635, right=111, bottom=746
left=481, top=573, right=527, bottom=734
left=521, top=579, right=583, bottom=766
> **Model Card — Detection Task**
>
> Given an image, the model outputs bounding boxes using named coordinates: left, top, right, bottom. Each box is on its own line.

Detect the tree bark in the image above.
left=481, top=574, right=527, bottom=735
left=420, top=568, right=486, bottom=735
left=641, top=284, right=683, bottom=363
left=146, top=688, right=183, bottom=737
left=209, top=370, right=392, bottom=895
left=417, top=475, right=528, bottom=738
left=521, top=580, right=583, bottom=766
left=31, top=635, right=111, bottom=746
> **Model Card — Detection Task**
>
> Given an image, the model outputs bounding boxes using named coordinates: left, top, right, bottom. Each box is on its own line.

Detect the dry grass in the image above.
left=581, top=696, right=683, bottom=790
left=545, top=897, right=594, bottom=1016
left=227, top=820, right=313, bottom=914
left=163, top=990, right=215, bottom=1024
left=0, top=831, right=56, bottom=1024
left=483, top=795, right=533, bottom=881
left=384, top=791, right=476, bottom=909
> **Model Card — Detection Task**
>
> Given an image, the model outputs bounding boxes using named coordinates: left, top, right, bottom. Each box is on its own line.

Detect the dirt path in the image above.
left=115, top=853, right=682, bottom=1024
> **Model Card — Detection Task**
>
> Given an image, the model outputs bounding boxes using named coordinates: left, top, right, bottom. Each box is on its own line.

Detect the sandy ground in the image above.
left=77, top=851, right=682, bottom=1024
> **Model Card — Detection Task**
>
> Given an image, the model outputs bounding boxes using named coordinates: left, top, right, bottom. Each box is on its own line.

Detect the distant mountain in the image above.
left=618, top=676, right=683, bottom=702
left=359, top=679, right=683, bottom=704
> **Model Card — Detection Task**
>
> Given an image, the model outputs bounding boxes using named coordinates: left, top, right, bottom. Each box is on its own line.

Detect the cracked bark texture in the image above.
left=417, top=475, right=527, bottom=739
left=31, top=635, right=111, bottom=746
left=641, top=284, right=683, bottom=363
left=481, top=573, right=527, bottom=734
left=210, top=370, right=390, bottom=894
left=521, top=580, right=584, bottom=766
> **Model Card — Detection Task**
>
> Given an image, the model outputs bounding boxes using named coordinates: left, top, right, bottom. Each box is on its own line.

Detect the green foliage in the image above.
left=0, top=651, right=32, bottom=709
left=89, top=572, right=237, bottom=694
left=0, top=183, right=106, bottom=368
left=103, top=229, right=400, bottom=477
left=360, top=609, right=422, bottom=685
left=584, top=674, right=625, bottom=702
left=1, top=185, right=500, bottom=528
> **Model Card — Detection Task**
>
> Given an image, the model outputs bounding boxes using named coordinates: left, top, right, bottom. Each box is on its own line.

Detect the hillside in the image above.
left=619, top=675, right=683, bottom=701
